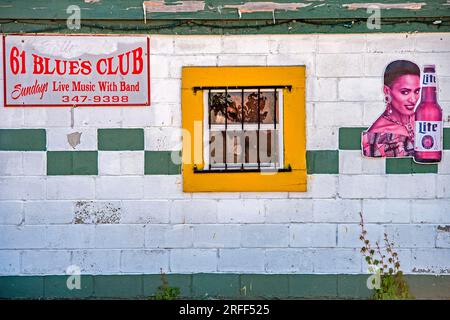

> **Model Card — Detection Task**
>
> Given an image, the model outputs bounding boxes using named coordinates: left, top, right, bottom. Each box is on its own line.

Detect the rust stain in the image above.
left=343, top=2, right=426, bottom=10
left=223, top=2, right=312, bottom=13
left=143, top=0, right=205, bottom=13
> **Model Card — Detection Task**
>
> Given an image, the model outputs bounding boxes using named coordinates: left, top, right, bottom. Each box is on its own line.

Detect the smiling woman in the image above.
left=362, top=60, right=421, bottom=158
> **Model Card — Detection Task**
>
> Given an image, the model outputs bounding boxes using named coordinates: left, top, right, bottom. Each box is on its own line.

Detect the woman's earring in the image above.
left=388, top=103, right=393, bottom=114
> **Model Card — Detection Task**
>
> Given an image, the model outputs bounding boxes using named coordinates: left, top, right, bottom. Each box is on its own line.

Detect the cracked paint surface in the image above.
left=342, top=2, right=427, bottom=10
left=74, top=201, right=121, bottom=224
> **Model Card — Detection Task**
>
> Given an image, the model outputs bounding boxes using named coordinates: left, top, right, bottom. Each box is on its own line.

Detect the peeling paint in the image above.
left=74, top=201, right=121, bottom=224
left=67, top=132, right=82, bottom=149
left=84, top=0, right=101, bottom=3
left=223, top=2, right=312, bottom=13
left=143, top=0, right=205, bottom=13
left=343, top=2, right=426, bottom=10
left=437, top=225, right=450, bottom=232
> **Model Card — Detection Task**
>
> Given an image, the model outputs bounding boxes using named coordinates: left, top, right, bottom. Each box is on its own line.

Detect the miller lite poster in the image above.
left=2, top=35, right=150, bottom=107
left=362, top=60, right=443, bottom=164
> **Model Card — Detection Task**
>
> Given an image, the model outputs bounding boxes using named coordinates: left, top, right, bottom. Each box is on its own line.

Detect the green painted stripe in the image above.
left=0, top=274, right=449, bottom=299
left=306, top=150, right=339, bottom=174
left=145, top=151, right=181, bottom=175
left=386, top=158, right=438, bottom=174
left=47, top=151, right=98, bottom=175
left=444, top=128, right=450, bottom=150
left=339, top=127, right=368, bottom=150
left=0, top=129, right=46, bottom=151
left=98, top=129, right=144, bottom=151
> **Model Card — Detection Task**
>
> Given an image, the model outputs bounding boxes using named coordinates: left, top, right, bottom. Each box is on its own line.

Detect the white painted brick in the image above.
left=339, top=175, right=387, bottom=198
left=439, top=151, right=450, bottom=174
left=72, top=249, right=121, bottom=274
left=0, top=251, right=20, bottom=275
left=313, top=248, right=361, bottom=273
left=120, top=151, right=144, bottom=175
left=0, top=226, right=47, bottom=249
left=218, top=54, right=267, bottom=66
left=364, top=53, right=415, bottom=76
left=47, top=177, right=95, bottom=200
left=241, top=224, right=289, bottom=247
left=45, top=109, right=71, bottom=127
left=23, top=109, right=46, bottom=127
left=174, top=36, right=222, bottom=54
left=363, top=102, right=385, bottom=126
left=192, top=192, right=240, bottom=200
left=22, top=250, right=71, bottom=274
left=22, top=152, right=46, bottom=176
left=306, top=102, right=314, bottom=126
left=289, top=175, right=338, bottom=199
left=313, top=199, right=361, bottom=223
left=366, top=33, right=415, bottom=53
left=265, top=249, right=313, bottom=273
left=307, top=78, right=338, bottom=102
left=394, top=249, right=413, bottom=273
left=414, top=33, right=450, bottom=52
left=317, top=35, right=365, bottom=53
left=0, top=177, right=45, bottom=200
left=170, top=200, right=217, bottom=223
left=270, top=35, right=317, bottom=53
left=222, top=36, right=270, bottom=54
left=72, top=108, right=122, bottom=128
left=0, top=107, right=23, bottom=127
left=46, top=127, right=97, bottom=151
left=95, top=176, right=144, bottom=200
left=362, top=199, right=411, bottom=223
left=170, top=55, right=218, bottom=79
left=438, top=77, right=450, bottom=101
left=45, top=225, right=94, bottom=249
left=340, top=150, right=385, bottom=175
left=413, top=53, right=450, bottom=77
left=145, top=225, right=193, bottom=248
left=0, top=201, right=23, bottom=225
left=144, top=127, right=181, bottom=151
left=218, top=249, right=265, bottom=272
left=290, top=223, right=336, bottom=247
left=193, top=225, right=240, bottom=248
left=151, top=79, right=181, bottom=104
left=265, top=199, right=313, bottom=223
left=385, top=224, right=436, bottom=248
left=217, top=199, right=264, bottom=223
left=121, top=200, right=169, bottom=224
left=437, top=175, right=450, bottom=198
left=386, top=175, right=436, bottom=199
left=266, top=54, right=314, bottom=74
left=98, top=151, right=121, bottom=175
left=411, top=249, right=450, bottom=274
left=121, top=249, right=169, bottom=273
left=362, top=156, right=385, bottom=174
left=24, top=201, right=74, bottom=225
left=411, top=200, right=450, bottom=223
left=0, top=152, right=23, bottom=175
left=144, top=176, right=188, bottom=200
left=337, top=224, right=385, bottom=248
left=317, top=54, right=364, bottom=77
left=241, top=192, right=288, bottom=199
left=93, top=225, right=145, bottom=248
left=150, top=36, right=174, bottom=54
left=121, top=107, right=154, bottom=127
left=73, top=201, right=121, bottom=224
left=314, top=102, right=363, bottom=127
left=150, top=55, right=170, bottom=78
left=338, top=78, right=383, bottom=101
left=306, top=126, right=339, bottom=150
left=170, top=249, right=217, bottom=273
left=436, top=226, right=450, bottom=248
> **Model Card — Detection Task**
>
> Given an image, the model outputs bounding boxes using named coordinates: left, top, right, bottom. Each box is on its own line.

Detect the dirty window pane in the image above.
left=209, top=91, right=242, bottom=125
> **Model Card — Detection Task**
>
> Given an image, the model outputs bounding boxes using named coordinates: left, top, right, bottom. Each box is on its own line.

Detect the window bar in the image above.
left=257, top=88, right=261, bottom=170
left=273, top=88, right=277, bottom=130
left=241, top=89, right=244, bottom=170
left=224, top=89, right=228, bottom=171
left=208, top=89, right=212, bottom=170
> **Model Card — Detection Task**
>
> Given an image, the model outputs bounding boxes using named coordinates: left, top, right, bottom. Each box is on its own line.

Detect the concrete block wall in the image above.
left=0, top=33, right=449, bottom=277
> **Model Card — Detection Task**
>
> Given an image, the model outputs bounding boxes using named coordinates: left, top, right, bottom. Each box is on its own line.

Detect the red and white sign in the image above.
left=2, top=35, right=150, bottom=107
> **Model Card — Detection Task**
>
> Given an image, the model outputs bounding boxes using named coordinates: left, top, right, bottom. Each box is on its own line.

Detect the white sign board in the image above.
left=3, top=35, right=150, bottom=107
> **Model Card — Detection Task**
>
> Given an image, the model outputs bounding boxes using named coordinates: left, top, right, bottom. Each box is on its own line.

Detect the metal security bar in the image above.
left=193, top=85, right=292, bottom=94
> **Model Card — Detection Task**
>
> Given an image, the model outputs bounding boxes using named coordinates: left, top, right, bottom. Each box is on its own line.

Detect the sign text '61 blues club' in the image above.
left=3, top=35, right=150, bottom=107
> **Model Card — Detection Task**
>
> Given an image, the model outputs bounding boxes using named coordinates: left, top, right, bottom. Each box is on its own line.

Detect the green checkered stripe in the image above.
left=1, top=128, right=449, bottom=175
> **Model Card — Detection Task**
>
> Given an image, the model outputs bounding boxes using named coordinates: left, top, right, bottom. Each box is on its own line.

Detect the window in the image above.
left=182, top=66, right=306, bottom=192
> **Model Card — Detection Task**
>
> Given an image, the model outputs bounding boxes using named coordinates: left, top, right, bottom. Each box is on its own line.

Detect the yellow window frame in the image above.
left=181, top=66, right=306, bottom=192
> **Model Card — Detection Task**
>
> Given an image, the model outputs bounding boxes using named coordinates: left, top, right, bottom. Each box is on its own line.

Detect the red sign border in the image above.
left=2, top=34, right=151, bottom=107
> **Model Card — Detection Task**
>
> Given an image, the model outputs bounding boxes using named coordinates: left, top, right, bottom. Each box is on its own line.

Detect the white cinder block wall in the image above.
left=0, top=33, right=449, bottom=276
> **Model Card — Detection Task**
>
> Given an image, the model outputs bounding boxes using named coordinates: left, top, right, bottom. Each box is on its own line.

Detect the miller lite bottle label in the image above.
left=414, top=65, right=442, bottom=163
